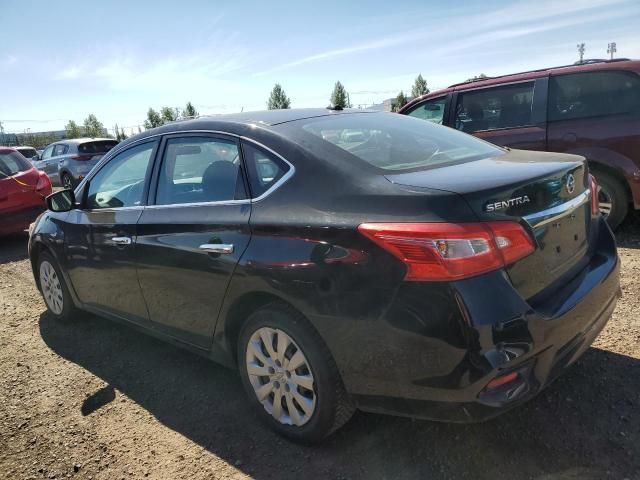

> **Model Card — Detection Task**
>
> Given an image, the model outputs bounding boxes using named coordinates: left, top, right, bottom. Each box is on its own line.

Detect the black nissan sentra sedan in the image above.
left=29, top=108, right=620, bottom=442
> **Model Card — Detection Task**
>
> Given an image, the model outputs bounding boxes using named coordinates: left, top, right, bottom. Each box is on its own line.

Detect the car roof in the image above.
left=195, top=108, right=376, bottom=127
left=0, top=147, right=18, bottom=153
left=51, top=137, right=116, bottom=145
left=402, top=58, right=640, bottom=111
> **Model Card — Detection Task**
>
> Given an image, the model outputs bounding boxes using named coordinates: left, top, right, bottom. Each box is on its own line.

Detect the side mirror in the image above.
left=46, top=189, right=75, bottom=212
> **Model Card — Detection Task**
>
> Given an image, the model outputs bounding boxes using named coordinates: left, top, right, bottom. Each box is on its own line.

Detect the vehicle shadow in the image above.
left=0, top=233, right=29, bottom=264
left=39, top=311, right=639, bottom=479
left=615, top=209, right=640, bottom=249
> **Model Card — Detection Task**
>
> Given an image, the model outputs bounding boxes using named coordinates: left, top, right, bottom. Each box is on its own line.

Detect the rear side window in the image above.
left=297, top=113, right=503, bottom=171
left=156, top=136, right=244, bottom=205
left=548, top=71, right=640, bottom=121
left=454, top=82, right=535, bottom=133
left=406, top=97, right=447, bottom=124
left=241, top=142, right=289, bottom=198
left=78, top=140, right=118, bottom=155
left=17, top=147, right=37, bottom=158
left=0, top=152, right=31, bottom=176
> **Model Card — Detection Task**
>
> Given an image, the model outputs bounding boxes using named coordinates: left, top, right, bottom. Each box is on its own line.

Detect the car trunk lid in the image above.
left=385, top=149, right=591, bottom=299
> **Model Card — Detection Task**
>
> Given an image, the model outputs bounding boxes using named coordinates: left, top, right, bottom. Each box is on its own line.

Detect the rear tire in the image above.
left=593, top=170, right=628, bottom=230
left=237, top=302, right=354, bottom=443
left=37, top=252, right=78, bottom=321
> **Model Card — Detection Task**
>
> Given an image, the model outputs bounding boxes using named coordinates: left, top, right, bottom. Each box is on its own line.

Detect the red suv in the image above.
left=399, top=59, right=640, bottom=229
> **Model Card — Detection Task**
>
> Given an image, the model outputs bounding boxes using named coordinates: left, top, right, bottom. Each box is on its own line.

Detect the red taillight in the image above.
left=71, top=155, right=93, bottom=161
left=35, top=172, right=51, bottom=192
left=589, top=174, right=599, bottom=215
left=485, top=371, right=519, bottom=390
left=357, top=221, right=535, bottom=281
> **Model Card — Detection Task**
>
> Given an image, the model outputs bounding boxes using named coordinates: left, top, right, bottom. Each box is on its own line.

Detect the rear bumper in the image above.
left=0, top=205, right=45, bottom=236
left=331, top=218, right=620, bottom=421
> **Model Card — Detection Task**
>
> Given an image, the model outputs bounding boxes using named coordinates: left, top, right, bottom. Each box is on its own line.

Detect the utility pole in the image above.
left=577, top=43, right=586, bottom=63
left=607, top=42, right=617, bottom=60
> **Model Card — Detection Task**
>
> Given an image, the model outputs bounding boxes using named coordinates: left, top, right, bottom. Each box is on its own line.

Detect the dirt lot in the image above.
left=1, top=217, right=639, bottom=480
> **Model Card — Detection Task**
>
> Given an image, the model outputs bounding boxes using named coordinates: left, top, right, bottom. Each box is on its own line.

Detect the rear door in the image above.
left=547, top=69, right=640, bottom=163
left=452, top=78, right=548, bottom=150
left=63, top=140, right=158, bottom=325
left=135, top=133, right=251, bottom=348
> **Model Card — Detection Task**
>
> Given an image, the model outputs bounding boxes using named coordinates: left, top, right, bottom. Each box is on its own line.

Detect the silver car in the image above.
left=36, top=138, right=118, bottom=188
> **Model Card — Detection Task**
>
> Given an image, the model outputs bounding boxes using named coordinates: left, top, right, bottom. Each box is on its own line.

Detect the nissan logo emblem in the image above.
left=566, top=174, right=576, bottom=194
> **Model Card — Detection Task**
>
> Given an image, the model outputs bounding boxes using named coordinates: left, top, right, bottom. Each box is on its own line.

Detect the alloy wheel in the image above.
left=245, top=327, right=316, bottom=426
left=40, top=260, right=64, bottom=315
left=598, top=184, right=613, bottom=218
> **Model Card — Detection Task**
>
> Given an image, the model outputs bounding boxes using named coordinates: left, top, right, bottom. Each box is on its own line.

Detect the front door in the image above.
left=39, top=145, right=57, bottom=183
left=135, top=134, right=251, bottom=348
left=63, top=140, right=158, bottom=325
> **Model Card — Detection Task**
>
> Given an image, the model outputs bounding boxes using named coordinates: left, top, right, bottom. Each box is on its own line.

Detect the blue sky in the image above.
left=1, top=0, right=639, bottom=135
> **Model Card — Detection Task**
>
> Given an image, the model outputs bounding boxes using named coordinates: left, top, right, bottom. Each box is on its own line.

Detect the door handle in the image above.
left=199, top=243, right=234, bottom=254
left=112, top=236, right=132, bottom=246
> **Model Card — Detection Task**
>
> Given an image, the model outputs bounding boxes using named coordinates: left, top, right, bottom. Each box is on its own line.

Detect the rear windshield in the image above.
left=16, top=147, right=37, bottom=158
left=78, top=140, right=118, bottom=155
left=0, top=152, right=31, bottom=176
left=298, top=113, right=504, bottom=171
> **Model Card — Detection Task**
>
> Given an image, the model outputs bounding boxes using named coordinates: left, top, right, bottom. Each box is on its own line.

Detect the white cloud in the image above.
left=253, top=0, right=633, bottom=75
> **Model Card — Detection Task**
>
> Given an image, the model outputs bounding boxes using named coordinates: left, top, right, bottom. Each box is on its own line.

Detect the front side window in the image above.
left=41, top=145, right=54, bottom=160
left=241, top=142, right=289, bottom=197
left=297, top=112, right=503, bottom=171
left=454, top=82, right=535, bottom=133
left=548, top=71, right=640, bottom=121
left=53, top=144, right=68, bottom=156
left=86, top=142, right=156, bottom=209
left=406, top=97, right=447, bottom=124
left=0, top=152, right=31, bottom=176
left=156, top=136, right=243, bottom=205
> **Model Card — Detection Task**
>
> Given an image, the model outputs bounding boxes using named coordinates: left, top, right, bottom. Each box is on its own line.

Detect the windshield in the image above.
left=0, top=151, right=31, bottom=176
left=298, top=113, right=504, bottom=171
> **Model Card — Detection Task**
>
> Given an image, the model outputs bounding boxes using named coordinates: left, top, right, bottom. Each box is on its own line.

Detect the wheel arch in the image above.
left=587, top=160, right=632, bottom=204
left=219, top=291, right=315, bottom=368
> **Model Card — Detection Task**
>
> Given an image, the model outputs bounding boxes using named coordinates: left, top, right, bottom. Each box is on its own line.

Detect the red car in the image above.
left=399, top=58, right=640, bottom=229
left=0, top=147, right=52, bottom=236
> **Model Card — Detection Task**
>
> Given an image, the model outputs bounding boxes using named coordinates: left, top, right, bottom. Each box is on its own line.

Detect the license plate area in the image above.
left=534, top=205, right=589, bottom=273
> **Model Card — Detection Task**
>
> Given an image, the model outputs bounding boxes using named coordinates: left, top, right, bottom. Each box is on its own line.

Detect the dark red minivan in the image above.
left=399, top=59, right=640, bottom=229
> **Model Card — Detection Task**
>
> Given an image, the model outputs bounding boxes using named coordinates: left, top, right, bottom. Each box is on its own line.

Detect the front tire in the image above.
left=61, top=173, right=74, bottom=190
left=37, top=252, right=78, bottom=321
left=238, top=303, right=354, bottom=442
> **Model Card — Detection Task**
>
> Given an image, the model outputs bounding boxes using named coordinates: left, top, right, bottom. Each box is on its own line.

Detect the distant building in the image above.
left=0, top=132, right=19, bottom=146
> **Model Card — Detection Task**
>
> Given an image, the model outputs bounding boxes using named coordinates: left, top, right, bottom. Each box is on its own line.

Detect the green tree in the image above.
left=182, top=101, right=199, bottom=118
left=120, top=128, right=128, bottom=140
left=466, top=73, right=488, bottom=82
left=83, top=114, right=104, bottom=137
left=330, top=81, right=351, bottom=109
left=65, top=120, right=82, bottom=139
left=160, top=106, right=180, bottom=124
left=144, top=108, right=163, bottom=129
left=114, top=124, right=121, bottom=141
left=267, top=83, right=291, bottom=110
left=411, top=74, right=429, bottom=97
left=138, top=126, right=142, bottom=134
left=392, top=91, right=408, bottom=112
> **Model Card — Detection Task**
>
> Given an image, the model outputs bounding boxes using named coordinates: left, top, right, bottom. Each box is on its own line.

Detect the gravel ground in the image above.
left=1, top=216, right=639, bottom=480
